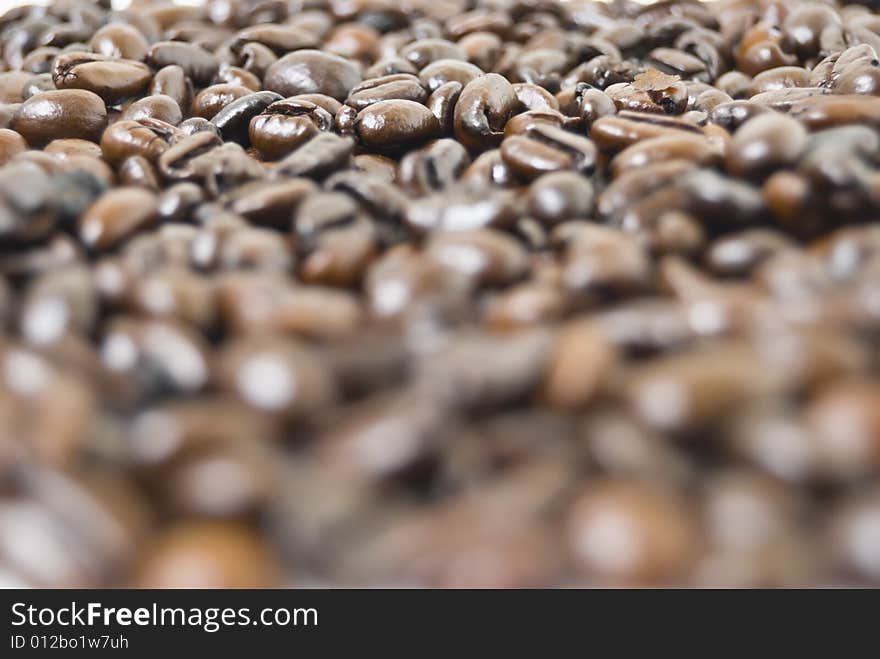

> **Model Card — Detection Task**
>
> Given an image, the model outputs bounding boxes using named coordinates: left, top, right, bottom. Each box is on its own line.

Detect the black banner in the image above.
left=0, top=589, right=873, bottom=651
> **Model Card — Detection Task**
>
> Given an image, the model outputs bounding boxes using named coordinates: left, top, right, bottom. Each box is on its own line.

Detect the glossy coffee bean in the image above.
left=12, top=89, right=107, bottom=146
left=79, top=187, right=159, bottom=250
left=52, top=52, right=152, bottom=104
left=147, top=41, right=219, bottom=86
left=726, top=113, right=808, bottom=178
left=89, top=22, right=150, bottom=61
left=454, top=74, right=519, bottom=152
left=249, top=98, right=333, bottom=160
left=355, top=100, right=441, bottom=152
left=264, top=50, right=362, bottom=102
left=527, top=171, right=595, bottom=224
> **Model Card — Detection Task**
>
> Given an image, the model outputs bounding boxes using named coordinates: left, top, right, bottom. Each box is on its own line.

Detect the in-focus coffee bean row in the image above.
left=0, top=0, right=878, bottom=587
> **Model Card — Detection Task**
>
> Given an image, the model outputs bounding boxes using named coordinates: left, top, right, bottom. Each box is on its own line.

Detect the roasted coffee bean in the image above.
left=147, top=41, right=218, bottom=86
left=52, top=52, right=152, bottom=104
left=426, top=80, right=462, bottom=134
left=89, top=22, right=150, bottom=61
left=726, top=113, right=808, bottom=178
left=273, top=133, right=354, bottom=179
left=118, top=155, right=160, bottom=190
left=233, top=24, right=318, bottom=55
left=117, top=93, right=178, bottom=124
left=210, top=90, right=283, bottom=145
left=527, top=171, right=595, bottom=224
left=424, top=229, right=529, bottom=286
left=100, top=119, right=173, bottom=166
left=0, top=0, right=877, bottom=589
left=264, top=50, right=362, bottom=101
left=78, top=187, right=159, bottom=250
left=354, top=100, right=441, bottom=153
left=612, top=133, right=721, bottom=176
left=405, top=185, right=518, bottom=233
left=248, top=98, right=334, bottom=160
left=226, top=178, right=316, bottom=229
left=398, top=139, right=471, bottom=194
left=454, top=74, right=519, bottom=152
left=190, top=83, right=251, bottom=120
left=12, top=89, right=107, bottom=146
left=591, top=112, right=702, bottom=152
left=218, top=336, right=336, bottom=419
left=148, top=65, right=192, bottom=110
left=157, top=182, right=203, bottom=222
left=346, top=74, right=427, bottom=110
left=0, top=128, right=27, bottom=166
left=567, top=480, right=698, bottom=584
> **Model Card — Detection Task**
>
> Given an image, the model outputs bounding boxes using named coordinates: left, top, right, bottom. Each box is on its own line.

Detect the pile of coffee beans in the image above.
left=0, top=0, right=879, bottom=587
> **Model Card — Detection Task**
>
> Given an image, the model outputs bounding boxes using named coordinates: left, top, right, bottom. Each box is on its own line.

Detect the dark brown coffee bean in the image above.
left=527, top=171, right=595, bottom=224
left=0, top=128, right=28, bottom=166
left=454, top=74, right=519, bottom=152
left=405, top=185, right=518, bottom=233
left=118, top=155, right=160, bottom=190
left=52, top=52, right=152, bottom=104
left=12, top=89, right=107, bottom=146
left=147, top=41, right=219, bottom=86
left=217, top=336, right=336, bottom=419
left=210, top=90, right=283, bottom=145
left=157, top=182, right=204, bottom=222
left=273, top=133, right=354, bottom=179
left=401, top=38, right=466, bottom=70
left=346, top=74, right=427, bottom=111
left=89, top=22, right=150, bottom=61
left=120, top=95, right=183, bottom=125
left=233, top=24, right=318, bottom=55
left=264, top=50, right=362, bottom=102
left=398, top=139, right=471, bottom=194
left=248, top=97, right=334, bottom=160
left=424, top=229, right=529, bottom=286
left=148, top=65, right=192, bottom=110
left=426, top=80, right=462, bottom=134
left=78, top=187, right=159, bottom=250
left=355, top=99, right=441, bottom=152
left=225, top=178, right=316, bottom=228
left=726, top=113, right=808, bottom=178
left=190, top=83, right=251, bottom=120
left=612, top=133, right=721, bottom=176
left=100, top=119, right=173, bottom=166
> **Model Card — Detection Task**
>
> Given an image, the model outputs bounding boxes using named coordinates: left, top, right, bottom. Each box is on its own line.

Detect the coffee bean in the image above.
left=273, top=133, right=354, bottom=179
left=147, top=41, right=218, bottom=86
left=52, top=52, right=152, bottom=104
left=79, top=187, right=159, bottom=250
left=567, top=480, right=698, bottom=584
left=264, top=50, right=362, bottom=101
left=0, top=0, right=878, bottom=589
left=249, top=98, right=334, bottom=160
left=454, top=74, right=519, bottom=152
left=355, top=99, right=441, bottom=152
left=89, top=22, right=150, bottom=61
left=527, top=171, right=595, bottom=224
left=727, top=113, right=808, bottom=178
left=135, top=522, right=280, bottom=588
left=148, top=65, right=192, bottom=110
left=13, top=89, right=107, bottom=146
left=190, top=83, right=251, bottom=120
